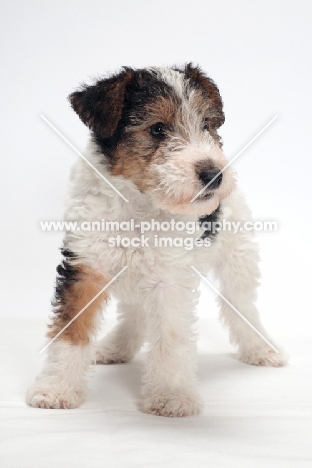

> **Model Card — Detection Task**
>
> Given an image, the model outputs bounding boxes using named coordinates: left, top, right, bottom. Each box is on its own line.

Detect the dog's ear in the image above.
left=184, top=63, right=224, bottom=128
left=68, top=68, right=132, bottom=138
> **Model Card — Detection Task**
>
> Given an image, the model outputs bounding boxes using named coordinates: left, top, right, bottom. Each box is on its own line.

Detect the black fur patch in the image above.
left=52, top=248, right=80, bottom=313
left=198, top=205, right=221, bottom=240
left=60, top=248, right=77, bottom=259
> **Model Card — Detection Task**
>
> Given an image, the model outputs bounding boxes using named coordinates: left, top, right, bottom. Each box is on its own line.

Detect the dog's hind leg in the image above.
left=95, top=301, right=146, bottom=364
left=26, top=256, right=108, bottom=409
left=213, top=226, right=288, bottom=367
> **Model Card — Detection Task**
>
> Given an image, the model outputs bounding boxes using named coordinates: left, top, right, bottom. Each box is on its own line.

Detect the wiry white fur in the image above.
left=27, top=68, right=288, bottom=416
left=150, top=67, right=187, bottom=100
left=26, top=341, right=94, bottom=409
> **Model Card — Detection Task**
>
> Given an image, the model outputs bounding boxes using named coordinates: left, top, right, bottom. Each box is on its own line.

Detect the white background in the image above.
left=1, top=0, right=312, bottom=332
left=1, top=2, right=312, bottom=467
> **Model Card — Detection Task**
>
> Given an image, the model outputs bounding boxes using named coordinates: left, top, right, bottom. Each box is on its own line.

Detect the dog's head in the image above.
left=69, top=64, right=236, bottom=215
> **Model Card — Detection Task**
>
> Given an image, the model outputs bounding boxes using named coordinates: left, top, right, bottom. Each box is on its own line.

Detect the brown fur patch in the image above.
left=111, top=144, right=155, bottom=191
left=48, top=265, right=109, bottom=345
left=143, top=96, right=177, bottom=125
left=69, top=69, right=132, bottom=138
left=184, top=64, right=224, bottom=129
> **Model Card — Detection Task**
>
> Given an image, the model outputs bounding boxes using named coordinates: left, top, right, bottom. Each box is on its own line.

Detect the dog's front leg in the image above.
left=139, top=268, right=203, bottom=417
left=27, top=259, right=108, bottom=409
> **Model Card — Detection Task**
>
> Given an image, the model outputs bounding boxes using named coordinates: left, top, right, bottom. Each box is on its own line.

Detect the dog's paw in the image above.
left=26, top=382, right=85, bottom=409
left=140, top=391, right=204, bottom=417
left=95, top=343, right=132, bottom=364
left=238, top=347, right=289, bottom=367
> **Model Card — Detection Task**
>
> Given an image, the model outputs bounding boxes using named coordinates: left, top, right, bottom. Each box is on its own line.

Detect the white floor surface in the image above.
left=0, top=317, right=311, bottom=468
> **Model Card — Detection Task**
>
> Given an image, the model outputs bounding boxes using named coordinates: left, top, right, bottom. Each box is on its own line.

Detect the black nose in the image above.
left=199, top=170, right=223, bottom=189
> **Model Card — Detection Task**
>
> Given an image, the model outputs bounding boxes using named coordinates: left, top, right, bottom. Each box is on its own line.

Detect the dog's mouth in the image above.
left=194, top=191, right=214, bottom=202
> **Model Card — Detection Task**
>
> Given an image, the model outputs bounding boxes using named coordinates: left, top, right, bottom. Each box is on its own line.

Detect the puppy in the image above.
left=27, top=64, right=287, bottom=416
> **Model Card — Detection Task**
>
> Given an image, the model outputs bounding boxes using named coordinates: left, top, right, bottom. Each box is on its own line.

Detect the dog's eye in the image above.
left=150, top=122, right=166, bottom=138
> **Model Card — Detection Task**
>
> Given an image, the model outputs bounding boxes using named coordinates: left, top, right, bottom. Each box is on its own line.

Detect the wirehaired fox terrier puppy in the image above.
left=27, top=64, right=287, bottom=416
